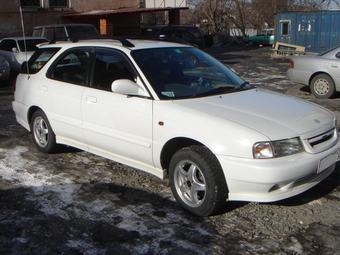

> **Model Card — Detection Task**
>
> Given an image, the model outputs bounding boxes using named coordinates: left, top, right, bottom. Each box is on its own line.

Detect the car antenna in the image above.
left=19, top=7, right=30, bottom=80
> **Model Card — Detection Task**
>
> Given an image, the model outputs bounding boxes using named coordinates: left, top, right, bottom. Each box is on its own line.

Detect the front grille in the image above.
left=307, top=128, right=334, bottom=148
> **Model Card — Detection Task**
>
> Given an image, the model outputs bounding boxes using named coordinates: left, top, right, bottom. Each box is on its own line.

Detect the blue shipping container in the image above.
left=276, top=11, right=340, bottom=53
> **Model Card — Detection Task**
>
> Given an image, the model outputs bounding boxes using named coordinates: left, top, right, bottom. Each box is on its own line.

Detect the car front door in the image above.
left=81, top=48, right=154, bottom=169
left=255, top=31, right=267, bottom=45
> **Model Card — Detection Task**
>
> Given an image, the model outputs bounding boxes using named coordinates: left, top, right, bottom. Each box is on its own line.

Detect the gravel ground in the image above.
left=1, top=45, right=340, bottom=255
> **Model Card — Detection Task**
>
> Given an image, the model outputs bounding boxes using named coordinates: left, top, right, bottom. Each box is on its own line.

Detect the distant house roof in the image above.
left=63, top=6, right=188, bottom=18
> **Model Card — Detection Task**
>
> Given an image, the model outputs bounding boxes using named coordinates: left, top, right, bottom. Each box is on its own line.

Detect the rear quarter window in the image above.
left=21, top=48, right=60, bottom=74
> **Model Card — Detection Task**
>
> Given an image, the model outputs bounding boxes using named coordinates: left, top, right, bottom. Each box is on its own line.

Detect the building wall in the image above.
left=0, top=0, right=185, bottom=39
left=71, top=0, right=138, bottom=12
left=276, top=11, right=340, bottom=53
left=0, top=0, right=140, bottom=38
left=145, top=0, right=186, bottom=8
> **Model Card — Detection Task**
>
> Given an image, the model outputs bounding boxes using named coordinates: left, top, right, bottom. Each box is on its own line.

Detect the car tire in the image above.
left=248, top=41, right=255, bottom=46
left=310, top=74, right=335, bottom=99
left=169, top=145, right=228, bottom=217
left=30, top=109, right=56, bottom=153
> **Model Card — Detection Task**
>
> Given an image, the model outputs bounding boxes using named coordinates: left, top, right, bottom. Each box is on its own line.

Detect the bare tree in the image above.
left=224, top=0, right=256, bottom=38
left=188, top=0, right=229, bottom=33
left=187, top=0, right=340, bottom=36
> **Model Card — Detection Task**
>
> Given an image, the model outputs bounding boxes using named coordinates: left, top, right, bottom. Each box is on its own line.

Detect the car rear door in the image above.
left=329, top=52, right=340, bottom=90
left=81, top=48, right=154, bottom=168
left=42, top=47, right=91, bottom=149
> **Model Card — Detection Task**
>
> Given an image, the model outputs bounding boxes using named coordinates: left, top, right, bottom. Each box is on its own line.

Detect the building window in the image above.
left=21, top=0, right=40, bottom=6
left=281, top=22, right=289, bottom=36
left=140, top=0, right=145, bottom=8
left=49, top=0, right=68, bottom=7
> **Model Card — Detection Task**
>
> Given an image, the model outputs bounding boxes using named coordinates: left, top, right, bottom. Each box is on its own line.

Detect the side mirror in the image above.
left=12, top=47, right=19, bottom=53
left=111, top=79, right=149, bottom=98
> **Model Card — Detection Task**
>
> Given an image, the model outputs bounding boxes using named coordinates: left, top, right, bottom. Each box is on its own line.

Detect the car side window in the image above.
left=47, top=47, right=91, bottom=85
left=21, top=48, right=60, bottom=74
left=45, top=27, right=67, bottom=41
left=0, top=40, right=16, bottom=51
left=91, top=49, right=135, bottom=91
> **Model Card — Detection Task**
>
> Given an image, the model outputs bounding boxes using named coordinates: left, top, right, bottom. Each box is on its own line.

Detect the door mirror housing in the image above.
left=111, top=79, right=149, bottom=98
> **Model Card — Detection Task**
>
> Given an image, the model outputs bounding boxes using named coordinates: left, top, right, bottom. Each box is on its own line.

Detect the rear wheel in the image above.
left=248, top=40, right=255, bottom=46
left=169, top=146, right=228, bottom=217
left=310, top=74, right=335, bottom=98
left=30, top=109, right=56, bottom=153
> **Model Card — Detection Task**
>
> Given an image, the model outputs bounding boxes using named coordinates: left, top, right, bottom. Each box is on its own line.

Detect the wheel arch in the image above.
left=309, top=71, right=335, bottom=87
left=160, top=137, right=206, bottom=175
left=27, top=106, right=43, bottom=129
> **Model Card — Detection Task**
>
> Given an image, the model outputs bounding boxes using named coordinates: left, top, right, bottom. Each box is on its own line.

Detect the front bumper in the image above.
left=287, top=68, right=310, bottom=85
left=217, top=138, right=340, bottom=202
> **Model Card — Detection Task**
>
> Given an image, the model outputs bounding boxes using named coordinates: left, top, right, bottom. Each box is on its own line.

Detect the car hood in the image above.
left=173, top=89, right=334, bottom=140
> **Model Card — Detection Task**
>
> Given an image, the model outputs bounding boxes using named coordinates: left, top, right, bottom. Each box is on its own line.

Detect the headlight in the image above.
left=253, top=138, right=303, bottom=159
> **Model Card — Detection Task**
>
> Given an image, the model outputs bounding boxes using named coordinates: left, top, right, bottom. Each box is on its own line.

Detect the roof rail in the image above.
left=71, top=36, right=135, bottom=47
left=48, top=36, right=135, bottom=47
left=107, top=37, right=135, bottom=47
left=128, top=35, right=190, bottom=46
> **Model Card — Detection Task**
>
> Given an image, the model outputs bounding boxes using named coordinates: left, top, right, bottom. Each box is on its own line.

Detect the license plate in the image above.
left=318, top=153, right=338, bottom=174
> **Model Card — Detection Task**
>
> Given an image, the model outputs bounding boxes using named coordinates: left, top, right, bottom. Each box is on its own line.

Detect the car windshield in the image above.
left=132, top=47, right=252, bottom=99
left=17, top=39, right=49, bottom=52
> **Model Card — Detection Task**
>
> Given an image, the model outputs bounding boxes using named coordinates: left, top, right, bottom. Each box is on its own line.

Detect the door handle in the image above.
left=85, top=96, right=97, bottom=103
left=41, top=86, right=48, bottom=91
left=330, top=64, right=338, bottom=68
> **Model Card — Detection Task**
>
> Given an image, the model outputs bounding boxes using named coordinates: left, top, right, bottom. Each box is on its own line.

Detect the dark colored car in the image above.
left=139, top=25, right=205, bottom=49
left=0, top=56, right=10, bottom=81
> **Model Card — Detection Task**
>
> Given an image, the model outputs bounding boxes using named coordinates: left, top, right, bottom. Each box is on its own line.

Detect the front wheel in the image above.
left=169, top=146, right=228, bottom=217
left=310, top=74, right=335, bottom=98
left=30, top=109, right=56, bottom=153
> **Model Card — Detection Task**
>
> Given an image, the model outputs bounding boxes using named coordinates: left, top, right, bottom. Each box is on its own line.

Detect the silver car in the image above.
left=287, top=46, right=340, bottom=98
left=0, top=37, right=48, bottom=73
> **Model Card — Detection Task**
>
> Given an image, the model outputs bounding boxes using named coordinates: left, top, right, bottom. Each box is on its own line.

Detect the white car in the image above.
left=0, top=37, right=49, bottom=72
left=12, top=38, right=340, bottom=216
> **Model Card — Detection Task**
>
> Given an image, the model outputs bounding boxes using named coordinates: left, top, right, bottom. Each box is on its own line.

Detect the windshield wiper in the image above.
left=191, top=86, right=237, bottom=98
left=234, top=81, right=254, bottom=91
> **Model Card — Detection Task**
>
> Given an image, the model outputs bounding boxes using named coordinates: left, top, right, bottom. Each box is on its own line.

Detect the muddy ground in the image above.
left=1, top=45, right=340, bottom=255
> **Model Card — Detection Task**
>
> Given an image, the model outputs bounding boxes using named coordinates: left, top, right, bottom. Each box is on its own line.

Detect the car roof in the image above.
left=42, top=38, right=192, bottom=51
